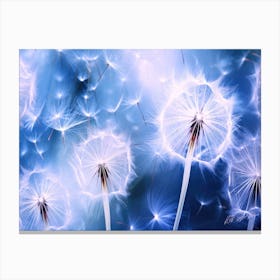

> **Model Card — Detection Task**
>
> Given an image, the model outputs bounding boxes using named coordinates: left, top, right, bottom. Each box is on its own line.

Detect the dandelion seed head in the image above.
left=37, top=195, right=45, bottom=204
left=160, top=75, right=234, bottom=162
left=73, top=132, right=133, bottom=195
left=195, top=112, right=204, bottom=121
left=230, top=139, right=261, bottom=211
left=20, top=173, right=71, bottom=230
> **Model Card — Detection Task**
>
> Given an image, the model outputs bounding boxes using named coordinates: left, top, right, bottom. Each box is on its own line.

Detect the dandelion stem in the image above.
left=247, top=215, right=255, bottom=230
left=173, top=144, right=195, bottom=230
left=102, top=188, right=111, bottom=231
left=173, top=113, right=203, bottom=230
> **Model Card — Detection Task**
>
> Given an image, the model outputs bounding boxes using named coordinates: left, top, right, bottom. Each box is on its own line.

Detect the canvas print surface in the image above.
left=19, top=49, right=261, bottom=231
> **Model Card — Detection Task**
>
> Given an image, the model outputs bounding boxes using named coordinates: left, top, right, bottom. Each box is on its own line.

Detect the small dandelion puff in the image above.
left=160, top=75, right=234, bottom=230
left=72, top=131, right=134, bottom=230
left=19, top=174, right=71, bottom=230
left=230, top=138, right=261, bottom=230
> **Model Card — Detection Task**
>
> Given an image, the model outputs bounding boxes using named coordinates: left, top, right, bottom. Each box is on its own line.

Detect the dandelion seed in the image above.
left=136, top=101, right=147, bottom=125
left=76, top=94, right=99, bottom=126
left=46, top=109, right=86, bottom=143
left=123, top=91, right=147, bottom=125
left=145, top=183, right=177, bottom=230
left=107, top=96, right=123, bottom=115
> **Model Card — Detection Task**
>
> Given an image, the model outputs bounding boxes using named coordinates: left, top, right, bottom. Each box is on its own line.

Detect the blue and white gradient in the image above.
left=19, top=49, right=261, bottom=231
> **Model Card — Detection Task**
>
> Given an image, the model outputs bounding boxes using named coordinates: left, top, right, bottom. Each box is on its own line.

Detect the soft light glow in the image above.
left=195, top=112, right=204, bottom=121
left=56, top=92, right=63, bottom=99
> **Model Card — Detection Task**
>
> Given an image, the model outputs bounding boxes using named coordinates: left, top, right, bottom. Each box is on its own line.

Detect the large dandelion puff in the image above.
left=72, top=131, right=133, bottom=230
left=19, top=174, right=71, bottom=230
left=230, top=139, right=261, bottom=230
left=160, top=75, right=234, bottom=230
